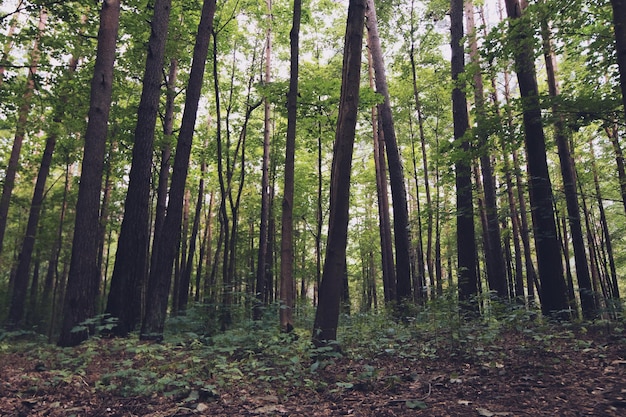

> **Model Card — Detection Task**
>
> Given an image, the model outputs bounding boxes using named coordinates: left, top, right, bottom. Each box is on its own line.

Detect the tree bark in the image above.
left=610, top=0, right=626, bottom=122
left=503, top=0, right=569, bottom=316
left=7, top=43, right=76, bottom=330
left=466, top=1, right=508, bottom=299
left=140, top=0, right=216, bottom=341
left=541, top=15, right=594, bottom=318
left=313, top=0, right=365, bottom=346
left=0, top=8, right=47, bottom=257
left=367, top=49, right=396, bottom=304
left=254, top=0, right=273, bottom=321
left=365, top=0, right=413, bottom=304
left=106, top=0, right=172, bottom=336
left=451, top=0, right=478, bottom=311
left=58, top=0, right=121, bottom=347
left=280, top=0, right=302, bottom=332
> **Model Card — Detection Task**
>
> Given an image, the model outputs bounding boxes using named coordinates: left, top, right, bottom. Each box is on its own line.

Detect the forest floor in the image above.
left=1, top=309, right=626, bottom=416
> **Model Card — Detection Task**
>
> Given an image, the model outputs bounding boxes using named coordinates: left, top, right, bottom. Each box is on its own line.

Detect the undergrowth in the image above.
left=1, top=300, right=624, bottom=402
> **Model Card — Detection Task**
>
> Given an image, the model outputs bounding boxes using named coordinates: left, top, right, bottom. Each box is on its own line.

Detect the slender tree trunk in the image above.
left=409, top=0, right=434, bottom=295
left=140, top=0, right=216, bottom=341
left=365, top=0, right=413, bottom=304
left=367, top=49, right=396, bottom=304
left=588, top=141, right=621, bottom=310
left=280, top=0, right=302, bottom=333
left=254, top=0, right=273, bottom=320
left=605, top=124, right=626, bottom=216
left=43, top=163, right=71, bottom=337
left=313, top=0, right=365, bottom=346
left=106, top=0, right=172, bottom=336
left=179, top=158, right=206, bottom=313
left=451, top=0, right=478, bottom=311
left=150, top=57, right=177, bottom=294
left=58, top=0, right=121, bottom=347
left=0, top=8, right=47, bottom=257
left=610, top=0, right=626, bottom=122
left=541, top=16, right=594, bottom=318
left=6, top=51, right=76, bottom=329
left=503, top=0, right=569, bottom=316
left=466, top=1, right=508, bottom=299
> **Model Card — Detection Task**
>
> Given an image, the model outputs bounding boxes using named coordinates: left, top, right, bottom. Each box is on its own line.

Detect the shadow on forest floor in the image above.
left=1, top=307, right=626, bottom=416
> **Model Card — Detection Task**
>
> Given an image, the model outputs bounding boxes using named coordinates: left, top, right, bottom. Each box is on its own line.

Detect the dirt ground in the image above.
left=1, top=326, right=625, bottom=416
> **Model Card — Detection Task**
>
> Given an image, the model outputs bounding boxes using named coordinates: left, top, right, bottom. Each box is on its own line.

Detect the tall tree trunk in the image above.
left=367, top=49, right=396, bottom=304
left=0, top=8, right=47, bottom=257
left=140, top=0, right=216, bottom=341
left=150, top=57, right=177, bottom=296
left=466, top=1, right=508, bottom=299
left=106, top=0, right=172, bottom=336
left=541, top=15, right=594, bottom=318
left=313, top=0, right=365, bottom=346
left=605, top=123, right=626, bottom=216
left=179, top=158, right=206, bottom=313
left=503, top=0, right=569, bottom=316
left=254, top=0, right=273, bottom=321
left=58, top=0, right=121, bottom=347
left=588, top=141, right=621, bottom=311
left=6, top=50, right=76, bottom=329
left=43, top=163, right=71, bottom=338
left=365, top=0, right=413, bottom=304
left=280, top=0, right=302, bottom=333
left=451, top=0, right=478, bottom=311
left=610, top=0, right=626, bottom=123
left=409, top=0, right=434, bottom=296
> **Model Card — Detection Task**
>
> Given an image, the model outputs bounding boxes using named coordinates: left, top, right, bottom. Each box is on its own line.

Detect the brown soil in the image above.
left=1, top=326, right=625, bottom=416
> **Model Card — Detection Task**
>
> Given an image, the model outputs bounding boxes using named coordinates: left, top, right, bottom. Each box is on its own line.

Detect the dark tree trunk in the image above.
left=541, top=17, right=594, bottom=318
left=409, top=0, right=434, bottom=297
left=0, top=8, right=46, bottom=257
left=451, top=0, right=478, bottom=311
left=610, top=0, right=626, bottom=122
left=466, top=1, right=508, bottom=299
left=606, top=124, right=626, bottom=216
left=367, top=50, right=396, bottom=304
left=7, top=50, right=76, bottom=329
left=58, top=0, right=121, bottom=347
left=254, top=0, right=273, bottom=321
left=140, top=0, right=216, bottom=341
left=365, top=0, right=413, bottom=304
left=150, top=57, right=177, bottom=298
left=503, top=0, right=569, bottom=316
left=280, top=0, right=302, bottom=332
left=179, top=160, right=206, bottom=313
left=106, top=0, right=172, bottom=336
left=313, top=0, right=365, bottom=346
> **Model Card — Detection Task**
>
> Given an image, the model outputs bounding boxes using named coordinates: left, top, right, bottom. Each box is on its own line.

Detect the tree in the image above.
left=280, top=0, right=302, bottom=332
left=0, top=7, right=47, bottom=257
left=105, top=0, right=173, bottom=337
left=365, top=0, right=414, bottom=304
left=58, top=0, right=121, bottom=347
left=450, top=0, right=478, bottom=310
left=503, top=0, right=569, bottom=316
left=313, top=0, right=366, bottom=346
left=254, top=0, right=274, bottom=321
left=465, top=1, right=508, bottom=299
left=540, top=11, right=595, bottom=318
left=140, top=0, right=217, bottom=341
left=6, top=49, right=79, bottom=329
left=610, top=0, right=626, bottom=122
